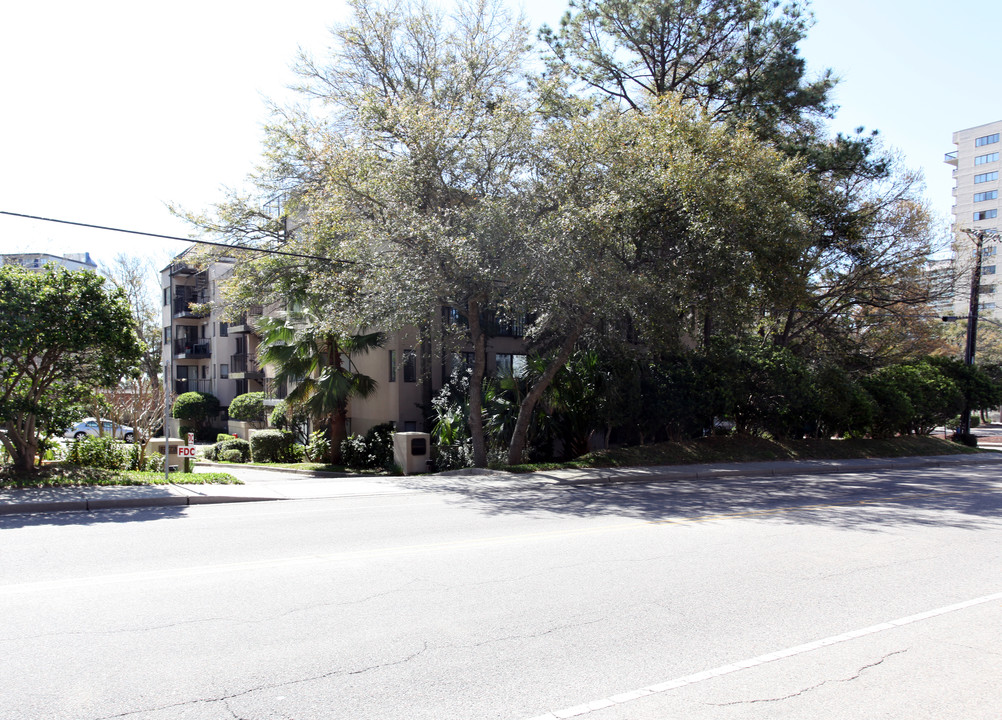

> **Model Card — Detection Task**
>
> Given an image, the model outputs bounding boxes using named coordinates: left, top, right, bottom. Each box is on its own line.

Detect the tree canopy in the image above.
left=0, top=266, right=142, bottom=472
left=175, top=0, right=947, bottom=465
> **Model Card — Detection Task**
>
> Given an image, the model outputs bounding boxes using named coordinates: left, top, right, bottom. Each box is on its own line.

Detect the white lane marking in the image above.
left=525, top=591, right=1002, bottom=720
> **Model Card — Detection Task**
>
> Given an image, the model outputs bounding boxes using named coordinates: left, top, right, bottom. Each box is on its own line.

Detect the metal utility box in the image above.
left=393, top=432, right=431, bottom=475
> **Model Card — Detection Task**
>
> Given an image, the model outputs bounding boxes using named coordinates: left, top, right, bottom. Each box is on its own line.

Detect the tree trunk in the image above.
left=329, top=410, right=348, bottom=464
left=467, top=297, right=488, bottom=467
left=507, top=323, right=583, bottom=465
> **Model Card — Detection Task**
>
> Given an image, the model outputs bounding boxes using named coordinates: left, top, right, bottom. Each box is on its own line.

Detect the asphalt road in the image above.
left=1, top=462, right=1000, bottom=719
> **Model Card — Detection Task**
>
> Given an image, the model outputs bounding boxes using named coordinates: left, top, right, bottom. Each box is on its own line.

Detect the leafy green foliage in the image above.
left=340, top=422, right=396, bottom=470
left=269, top=400, right=311, bottom=443
left=0, top=265, right=142, bottom=472
left=171, top=392, right=221, bottom=435
left=66, top=436, right=163, bottom=472
left=249, top=429, right=296, bottom=463
left=206, top=437, right=251, bottom=463
left=227, top=392, right=265, bottom=424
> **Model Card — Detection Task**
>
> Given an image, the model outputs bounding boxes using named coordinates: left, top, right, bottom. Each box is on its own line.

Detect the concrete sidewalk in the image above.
left=2, top=451, right=1002, bottom=516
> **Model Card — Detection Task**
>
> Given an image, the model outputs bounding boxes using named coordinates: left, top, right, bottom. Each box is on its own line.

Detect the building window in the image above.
left=980, top=285, right=996, bottom=295
left=974, top=190, right=998, bottom=202
left=976, top=133, right=1000, bottom=147
left=975, top=171, right=999, bottom=184
left=974, top=209, right=998, bottom=221
left=403, top=349, right=416, bottom=383
left=163, top=327, right=171, bottom=344
left=984, top=265, right=997, bottom=275
left=981, top=302, right=996, bottom=311
left=404, top=421, right=417, bottom=432
left=974, top=152, right=999, bottom=165
left=494, top=353, right=526, bottom=377
left=163, top=288, right=169, bottom=306
left=220, top=364, right=229, bottom=379
left=219, top=322, right=228, bottom=337
left=389, top=350, right=397, bottom=382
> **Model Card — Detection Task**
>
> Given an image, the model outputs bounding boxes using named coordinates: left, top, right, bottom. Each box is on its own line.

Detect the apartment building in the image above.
left=2, top=252, right=97, bottom=272
left=161, top=253, right=264, bottom=420
left=945, top=120, right=1002, bottom=319
left=162, top=251, right=528, bottom=436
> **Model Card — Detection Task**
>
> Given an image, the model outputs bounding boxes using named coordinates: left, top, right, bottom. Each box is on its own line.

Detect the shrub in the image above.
left=172, top=392, right=221, bottom=436
left=221, top=448, right=245, bottom=463
left=269, top=400, right=311, bottom=444
left=250, top=429, right=295, bottom=463
left=217, top=433, right=237, bottom=443
left=305, top=430, right=331, bottom=463
left=206, top=437, right=251, bottom=463
left=340, top=422, right=396, bottom=470
left=67, top=435, right=129, bottom=470
left=228, top=392, right=265, bottom=425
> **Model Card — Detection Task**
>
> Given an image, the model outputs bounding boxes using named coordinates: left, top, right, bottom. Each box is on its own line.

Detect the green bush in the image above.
left=206, top=438, right=251, bottom=462
left=305, top=430, right=331, bottom=463
left=269, top=400, right=311, bottom=444
left=67, top=436, right=128, bottom=470
left=228, top=392, right=265, bottom=424
left=250, top=429, right=295, bottom=463
left=340, top=422, right=395, bottom=470
left=221, top=448, right=245, bottom=463
left=217, top=433, right=237, bottom=443
left=172, top=392, right=221, bottom=438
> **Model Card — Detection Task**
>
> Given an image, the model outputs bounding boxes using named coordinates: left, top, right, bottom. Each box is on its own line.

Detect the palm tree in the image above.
left=257, top=312, right=383, bottom=464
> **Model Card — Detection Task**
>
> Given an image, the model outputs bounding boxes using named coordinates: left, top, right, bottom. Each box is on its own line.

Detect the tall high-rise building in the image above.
left=946, top=120, right=1002, bottom=319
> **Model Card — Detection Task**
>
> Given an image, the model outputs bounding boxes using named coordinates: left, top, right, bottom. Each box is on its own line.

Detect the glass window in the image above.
left=389, top=350, right=397, bottom=382
left=980, top=285, right=996, bottom=295
left=981, top=302, right=997, bottom=310
left=220, top=364, right=229, bottom=379
left=984, top=265, right=997, bottom=275
left=974, top=190, right=998, bottom=202
left=976, top=133, right=1000, bottom=147
left=219, top=322, right=228, bottom=337
left=975, top=152, right=999, bottom=165
left=495, top=353, right=513, bottom=376
left=974, top=209, right=998, bottom=221
left=403, top=349, right=416, bottom=383
left=975, top=171, right=999, bottom=184
left=404, top=421, right=417, bottom=432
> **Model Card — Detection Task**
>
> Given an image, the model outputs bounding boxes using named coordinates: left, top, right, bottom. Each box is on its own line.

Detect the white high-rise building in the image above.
left=945, top=120, right=1002, bottom=319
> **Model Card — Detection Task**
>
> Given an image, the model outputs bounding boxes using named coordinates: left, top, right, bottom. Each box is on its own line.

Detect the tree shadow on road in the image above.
left=391, top=463, right=1002, bottom=532
left=0, top=503, right=191, bottom=529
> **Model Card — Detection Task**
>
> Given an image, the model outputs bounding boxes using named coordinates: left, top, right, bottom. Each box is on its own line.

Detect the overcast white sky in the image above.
left=2, top=0, right=1000, bottom=271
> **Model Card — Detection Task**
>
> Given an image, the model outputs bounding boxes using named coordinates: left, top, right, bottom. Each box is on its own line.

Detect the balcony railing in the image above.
left=174, top=378, right=213, bottom=395
left=230, top=353, right=263, bottom=379
left=944, top=151, right=958, bottom=166
left=174, top=339, right=211, bottom=358
left=229, top=307, right=263, bottom=334
left=263, top=377, right=288, bottom=405
left=173, top=293, right=209, bottom=318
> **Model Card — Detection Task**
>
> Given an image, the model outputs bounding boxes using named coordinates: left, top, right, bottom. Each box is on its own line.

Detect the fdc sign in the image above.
left=177, top=446, right=196, bottom=458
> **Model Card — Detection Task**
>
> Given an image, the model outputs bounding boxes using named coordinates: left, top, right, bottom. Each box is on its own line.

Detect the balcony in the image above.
left=229, top=307, right=263, bottom=334
left=230, top=353, right=264, bottom=380
left=174, top=378, right=213, bottom=395
left=944, top=151, right=958, bottom=166
left=173, top=293, right=209, bottom=319
left=263, top=377, right=288, bottom=406
left=174, top=339, right=211, bottom=359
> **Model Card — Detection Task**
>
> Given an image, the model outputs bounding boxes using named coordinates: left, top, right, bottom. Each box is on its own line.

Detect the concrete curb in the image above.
left=0, top=494, right=282, bottom=516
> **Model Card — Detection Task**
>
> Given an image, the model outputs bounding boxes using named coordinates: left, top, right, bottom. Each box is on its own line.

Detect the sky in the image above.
left=2, top=0, right=1001, bottom=272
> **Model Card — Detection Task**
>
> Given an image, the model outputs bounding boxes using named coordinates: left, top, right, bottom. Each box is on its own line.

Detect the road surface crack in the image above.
left=708, top=649, right=908, bottom=706
left=88, top=642, right=429, bottom=720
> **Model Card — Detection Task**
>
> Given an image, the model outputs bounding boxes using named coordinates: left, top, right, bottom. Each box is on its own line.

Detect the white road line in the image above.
left=524, top=591, right=1002, bottom=720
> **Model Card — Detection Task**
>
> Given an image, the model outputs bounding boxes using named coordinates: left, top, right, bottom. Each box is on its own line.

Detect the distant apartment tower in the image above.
left=946, top=120, right=1002, bottom=319
left=2, top=252, right=97, bottom=272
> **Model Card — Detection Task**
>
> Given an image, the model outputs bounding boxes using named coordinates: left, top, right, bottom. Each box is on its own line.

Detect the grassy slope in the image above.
left=508, top=435, right=982, bottom=473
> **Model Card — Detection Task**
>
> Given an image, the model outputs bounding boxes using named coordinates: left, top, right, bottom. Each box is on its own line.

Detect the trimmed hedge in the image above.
left=250, top=429, right=296, bottom=463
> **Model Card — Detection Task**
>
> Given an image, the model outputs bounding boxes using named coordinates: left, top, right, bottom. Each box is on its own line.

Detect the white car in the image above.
left=64, top=418, right=134, bottom=443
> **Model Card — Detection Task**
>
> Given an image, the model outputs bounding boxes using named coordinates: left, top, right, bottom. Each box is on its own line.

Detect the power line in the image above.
left=0, top=210, right=352, bottom=264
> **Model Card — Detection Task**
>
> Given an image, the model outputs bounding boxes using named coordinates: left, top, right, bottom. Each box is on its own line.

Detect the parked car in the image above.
left=63, top=418, right=134, bottom=443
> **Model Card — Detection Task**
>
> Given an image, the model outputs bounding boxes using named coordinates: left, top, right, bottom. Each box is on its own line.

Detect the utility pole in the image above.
left=955, top=228, right=999, bottom=444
